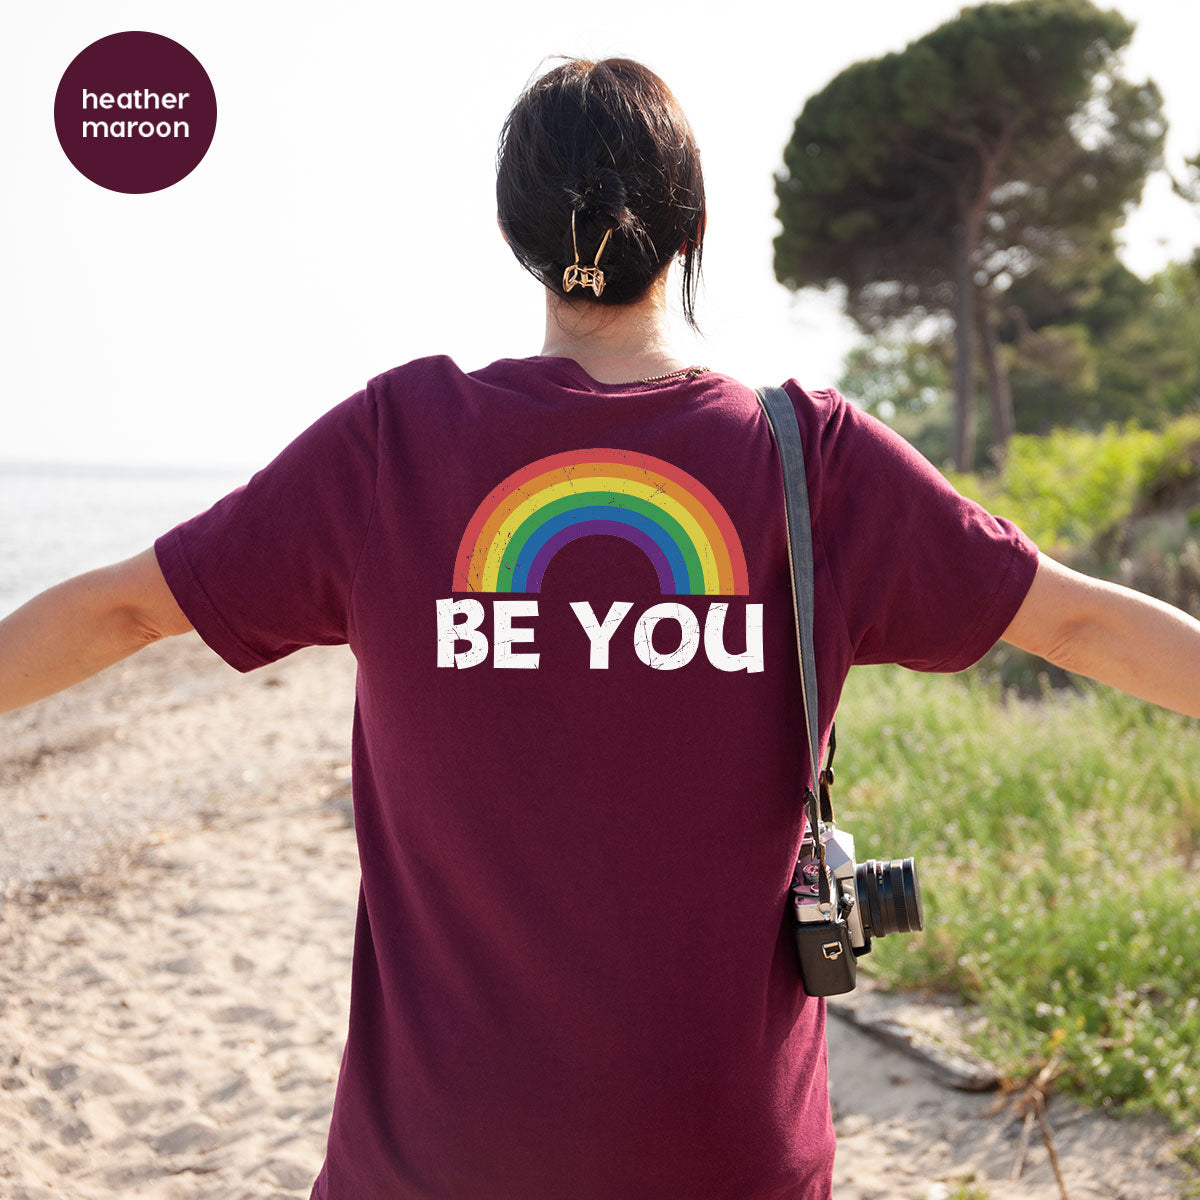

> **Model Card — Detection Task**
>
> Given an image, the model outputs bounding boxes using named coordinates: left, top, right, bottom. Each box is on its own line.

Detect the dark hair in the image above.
left=496, top=57, right=706, bottom=329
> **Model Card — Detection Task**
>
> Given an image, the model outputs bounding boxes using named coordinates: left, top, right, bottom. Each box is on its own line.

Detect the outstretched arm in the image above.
left=0, top=547, right=193, bottom=715
left=1001, top=552, right=1200, bottom=719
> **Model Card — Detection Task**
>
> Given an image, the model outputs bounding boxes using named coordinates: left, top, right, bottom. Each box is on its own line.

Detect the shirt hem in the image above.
left=927, top=528, right=1040, bottom=672
left=154, top=528, right=272, bottom=673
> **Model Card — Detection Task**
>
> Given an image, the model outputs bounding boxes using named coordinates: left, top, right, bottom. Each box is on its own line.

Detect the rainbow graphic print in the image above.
left=453, top=449, right=749, bottom=595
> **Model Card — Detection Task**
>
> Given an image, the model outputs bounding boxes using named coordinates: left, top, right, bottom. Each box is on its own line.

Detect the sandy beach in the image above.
left=0, top=634, right=1187, bottom=1198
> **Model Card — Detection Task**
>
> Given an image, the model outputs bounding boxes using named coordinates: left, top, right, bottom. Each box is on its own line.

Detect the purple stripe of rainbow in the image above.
left=522, top=519, right=676, bottom=593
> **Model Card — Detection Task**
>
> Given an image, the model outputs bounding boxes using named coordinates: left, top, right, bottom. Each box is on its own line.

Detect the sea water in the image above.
left=0, top=461, right=248, bottom=615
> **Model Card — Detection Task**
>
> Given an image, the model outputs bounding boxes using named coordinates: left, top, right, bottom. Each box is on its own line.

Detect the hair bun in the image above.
left=496, top=57, right=705, bottom=323
left=566, top=166, right=628, bottom=218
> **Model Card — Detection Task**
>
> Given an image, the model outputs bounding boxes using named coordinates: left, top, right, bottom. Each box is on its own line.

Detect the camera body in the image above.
left=791, top=824, right=923, bottom=997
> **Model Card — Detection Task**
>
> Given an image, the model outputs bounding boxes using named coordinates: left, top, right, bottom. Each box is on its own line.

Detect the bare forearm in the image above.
left=1004, top=556, right=1200, bottom=719
left=0, top=567, right=161, bottom=714
left=1052, top=581, right=1200, bottom=718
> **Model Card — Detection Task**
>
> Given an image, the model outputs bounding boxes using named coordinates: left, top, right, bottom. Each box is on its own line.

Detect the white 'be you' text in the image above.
left=435, top=599, right=764, bottom=672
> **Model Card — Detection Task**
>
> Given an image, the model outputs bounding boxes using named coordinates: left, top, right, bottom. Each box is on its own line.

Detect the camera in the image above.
left=791, top=824, right=923, bottom=996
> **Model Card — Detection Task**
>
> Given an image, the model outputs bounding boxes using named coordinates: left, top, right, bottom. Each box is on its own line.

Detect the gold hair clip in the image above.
left=562, top=211, right=613, bottom=297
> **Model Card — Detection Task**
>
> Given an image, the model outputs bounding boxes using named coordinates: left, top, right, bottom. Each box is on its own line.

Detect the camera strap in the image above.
left=755, top=385, right=835, bottom=913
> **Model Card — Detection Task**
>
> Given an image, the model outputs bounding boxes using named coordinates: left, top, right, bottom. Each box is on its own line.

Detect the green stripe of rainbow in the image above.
left=452, top=449, right=749, bottom=595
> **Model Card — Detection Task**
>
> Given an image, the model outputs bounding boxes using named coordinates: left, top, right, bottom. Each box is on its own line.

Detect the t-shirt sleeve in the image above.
left=154, top=386, right=379, bottom=672
left=795, top=384, right=1039, bottom=672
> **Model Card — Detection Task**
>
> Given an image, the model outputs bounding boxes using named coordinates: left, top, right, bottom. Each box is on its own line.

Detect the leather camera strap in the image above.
left=755, top=385, right=835, bottom=911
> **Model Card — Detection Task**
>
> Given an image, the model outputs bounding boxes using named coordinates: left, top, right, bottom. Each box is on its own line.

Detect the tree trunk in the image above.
left=951, top=130, right=1013, bottom=473
left=977, top=298, right=1015, bottom=466
left=952, top=221, right=976, bottom=473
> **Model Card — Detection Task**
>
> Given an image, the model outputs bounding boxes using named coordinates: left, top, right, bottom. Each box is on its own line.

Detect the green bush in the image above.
left=945, top=418, right=1200, bottom=551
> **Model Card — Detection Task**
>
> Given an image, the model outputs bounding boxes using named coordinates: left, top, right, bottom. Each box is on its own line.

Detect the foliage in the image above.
left=773, top=0, right=1153, bottom=314
left=945, top=415, right=1200, bottom=552
left=838, top=254, right=1200, bottom=467
left=1174, top=150, right=1200, bottom=203
left=947, top=423, right=1159, bottom=548
left=838, top=339, right=957, bottom=464
left=837, top=339, right=950, bottom=421
left=774, top=0, right=1165, bottom=468
left=836, top=664, right=1200, bottom=1132
left=1002, top=253, right=1200, bottom=430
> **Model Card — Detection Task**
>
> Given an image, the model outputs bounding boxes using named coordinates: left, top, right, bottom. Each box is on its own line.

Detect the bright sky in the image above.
left=3, top=0, right=1198, bottom=470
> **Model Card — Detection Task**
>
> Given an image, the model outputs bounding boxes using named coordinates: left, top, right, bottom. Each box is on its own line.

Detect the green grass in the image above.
left=834, top=663, right=1200, bottom=1133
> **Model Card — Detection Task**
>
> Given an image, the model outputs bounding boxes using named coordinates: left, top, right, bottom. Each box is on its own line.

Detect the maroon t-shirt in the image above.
left=155, top=355, right=1038, bottom=1200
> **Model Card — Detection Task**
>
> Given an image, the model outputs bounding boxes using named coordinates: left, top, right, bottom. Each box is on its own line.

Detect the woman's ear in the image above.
left=497, top=214, right=509, bottom=246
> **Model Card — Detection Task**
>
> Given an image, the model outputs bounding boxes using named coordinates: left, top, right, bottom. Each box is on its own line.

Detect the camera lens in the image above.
left=854, top=858, right=923, bottom=938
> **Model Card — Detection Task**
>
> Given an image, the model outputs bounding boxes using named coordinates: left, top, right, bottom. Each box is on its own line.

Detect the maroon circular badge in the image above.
left=54, top=32, right=217, bottom=194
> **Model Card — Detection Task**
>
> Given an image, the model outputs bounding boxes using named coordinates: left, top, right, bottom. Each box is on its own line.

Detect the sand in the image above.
left=0, top=634, right=1188, bottom=1198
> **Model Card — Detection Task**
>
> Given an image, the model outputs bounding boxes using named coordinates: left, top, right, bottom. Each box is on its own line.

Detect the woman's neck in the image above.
left=539, top=278, right=689, bottom=384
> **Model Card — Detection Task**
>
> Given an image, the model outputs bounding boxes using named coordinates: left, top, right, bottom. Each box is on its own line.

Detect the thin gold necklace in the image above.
left=637, top=365, right=710, bottom=384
